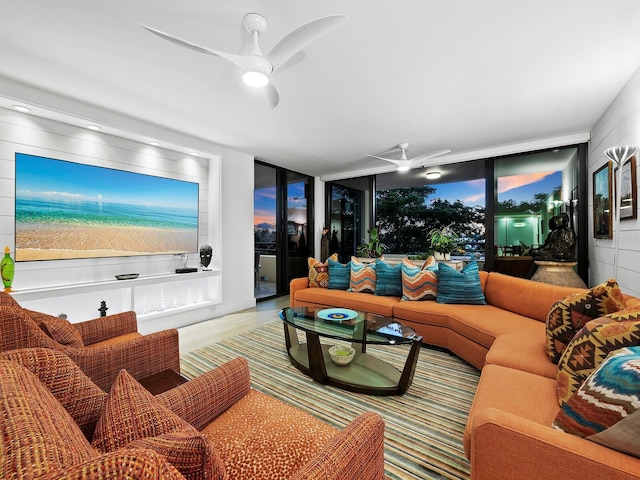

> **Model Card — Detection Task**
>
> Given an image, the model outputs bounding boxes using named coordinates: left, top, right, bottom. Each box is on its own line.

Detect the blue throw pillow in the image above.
left=374, top=258, right=402, bottom=297
left=328, top=257, right=351, bottom=290
left=436, top=261, right=486, bottom=305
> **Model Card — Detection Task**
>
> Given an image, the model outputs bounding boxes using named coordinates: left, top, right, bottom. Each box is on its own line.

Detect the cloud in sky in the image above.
left=498, top=172, right=556, bottom=194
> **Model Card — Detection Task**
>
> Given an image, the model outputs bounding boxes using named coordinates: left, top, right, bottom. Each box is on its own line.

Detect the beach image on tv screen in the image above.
left=15, top=153, right=199, bottom=261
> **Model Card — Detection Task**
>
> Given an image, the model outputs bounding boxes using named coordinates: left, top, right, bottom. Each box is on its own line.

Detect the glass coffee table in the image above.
left=280, top=306, right=422, bottom=395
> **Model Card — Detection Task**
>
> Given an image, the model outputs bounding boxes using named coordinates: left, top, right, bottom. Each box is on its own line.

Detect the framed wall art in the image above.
left=593, top=161, right=612, bottom=239
left=620, top=156, right=637, bottom=220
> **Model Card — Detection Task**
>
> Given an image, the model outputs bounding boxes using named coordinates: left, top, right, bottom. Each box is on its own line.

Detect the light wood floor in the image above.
left=178, top=296, right=289, bottom=354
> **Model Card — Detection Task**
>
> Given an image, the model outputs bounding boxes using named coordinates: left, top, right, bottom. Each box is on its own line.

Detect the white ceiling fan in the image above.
left=138, top=13, right=349, bottom=108
left=366, top=143, right=451, bottom=172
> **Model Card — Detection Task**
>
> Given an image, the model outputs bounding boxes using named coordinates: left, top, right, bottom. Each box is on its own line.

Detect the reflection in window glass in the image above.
left=375, top=179, right=486, bottom=256
left=496, top=171, right=562, bottom=253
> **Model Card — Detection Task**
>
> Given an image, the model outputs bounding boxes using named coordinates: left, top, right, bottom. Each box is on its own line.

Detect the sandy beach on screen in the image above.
left=16, top=223, right=196, bottom=261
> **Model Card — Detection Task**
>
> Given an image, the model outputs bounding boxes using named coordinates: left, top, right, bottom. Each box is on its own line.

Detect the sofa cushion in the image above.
left=92, top=369, right=225, bottom=480
left=401, top=257, right=438, bottom=301
left=464, top=364, right=559, bottom=458
left=327, top=256, right=351, bottom=290
left=484, top=272, right=584, bottom=322
left=0, top=348, right=107, bottom=439
left=556, top=313, right=640, bottom=406
left=0, top=359, right=98, bottom=479
left=436, top=261, right=486, bottom=305
left=307, top=255, right=331, bottom=288
left=374, top=258, right=402, bottom=297
left=293, top=287, right=399, bottom=317
left=27, top=309, right=85, bottom=348
left=484, top=330, right=558, bottom=379
left=553, top=346, right=640, bottom=457
left=349, top=256, right=376, bottom=294
left=202, top=389, right=337, bottom=480
left=546, top=279, right=626, bottom=364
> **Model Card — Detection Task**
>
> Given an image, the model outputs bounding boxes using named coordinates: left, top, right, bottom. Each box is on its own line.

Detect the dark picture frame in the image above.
left=593, top=161, right=612, bottom=239
left=620, top=156, right=637, bottom=221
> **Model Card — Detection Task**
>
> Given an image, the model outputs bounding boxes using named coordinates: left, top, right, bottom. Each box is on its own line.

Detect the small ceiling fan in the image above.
left=366, top=143, right=451, bottom=172
left=138, top=13, right=349, bottom=108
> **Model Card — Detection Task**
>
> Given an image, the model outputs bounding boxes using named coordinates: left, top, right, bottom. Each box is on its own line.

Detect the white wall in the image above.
left=0, top=107, right=256, bottom=326
left=589, top=66, right=640, bottom=297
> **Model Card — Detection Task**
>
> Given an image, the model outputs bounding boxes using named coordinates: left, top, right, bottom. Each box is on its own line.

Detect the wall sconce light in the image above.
left=604, top=144, right=638, bottom=278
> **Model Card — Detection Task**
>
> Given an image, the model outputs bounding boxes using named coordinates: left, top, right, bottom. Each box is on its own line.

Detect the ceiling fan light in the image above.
left=242, top=70, right=269, bottom=87
left=397, top=165, right=410, bottom=172
left=425, top=171, right=441, bottom=180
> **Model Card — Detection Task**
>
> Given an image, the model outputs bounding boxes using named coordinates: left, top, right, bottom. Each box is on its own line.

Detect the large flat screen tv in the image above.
left=15, top=153, right=199, bottom=262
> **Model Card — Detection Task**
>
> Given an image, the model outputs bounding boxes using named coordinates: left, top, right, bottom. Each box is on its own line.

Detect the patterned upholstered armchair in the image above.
left=0, top=347, right=386, bottom=480
left=0, top=292, right=179, bottom=391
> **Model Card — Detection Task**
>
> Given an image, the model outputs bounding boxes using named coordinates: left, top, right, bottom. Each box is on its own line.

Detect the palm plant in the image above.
left=427, top=223, right=459, bottom=255
left=356, top=228, right=387, bottom=258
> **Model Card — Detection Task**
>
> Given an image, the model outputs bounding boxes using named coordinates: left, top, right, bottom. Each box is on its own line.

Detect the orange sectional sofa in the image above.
left=290, top=270, right=640, bottom=479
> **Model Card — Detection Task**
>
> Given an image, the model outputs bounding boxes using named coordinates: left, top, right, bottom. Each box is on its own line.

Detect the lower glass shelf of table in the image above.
left=281, top=306, right=422, bottom=396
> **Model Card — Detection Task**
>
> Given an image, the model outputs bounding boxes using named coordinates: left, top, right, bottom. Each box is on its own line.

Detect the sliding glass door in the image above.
left=254, top=161, right=313, bottom=300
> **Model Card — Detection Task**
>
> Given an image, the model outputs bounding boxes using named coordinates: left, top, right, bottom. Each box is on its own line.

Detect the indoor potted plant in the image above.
left=356, top=228, right=387, bottom=258
left=427, top=223, right=459, bottom=261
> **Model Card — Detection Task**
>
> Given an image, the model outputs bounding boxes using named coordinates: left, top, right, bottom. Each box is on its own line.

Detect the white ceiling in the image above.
left=1, top=0, right=640, bottom=179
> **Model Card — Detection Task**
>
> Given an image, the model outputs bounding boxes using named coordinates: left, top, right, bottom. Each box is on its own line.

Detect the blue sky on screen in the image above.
left=15, top=153, right=198, bottom=209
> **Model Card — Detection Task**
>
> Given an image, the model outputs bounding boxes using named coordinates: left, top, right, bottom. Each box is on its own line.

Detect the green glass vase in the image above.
left=1, top=246, right=15, bottom=291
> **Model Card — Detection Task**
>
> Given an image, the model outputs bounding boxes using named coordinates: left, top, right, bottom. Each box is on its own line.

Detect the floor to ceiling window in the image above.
left=490, top=146, right=587, bottom=281
left=254, top=161, right=313, bottom=300
left=327, top=144, right=588, bottom=284
left=373, top=159, right=486, bottom=258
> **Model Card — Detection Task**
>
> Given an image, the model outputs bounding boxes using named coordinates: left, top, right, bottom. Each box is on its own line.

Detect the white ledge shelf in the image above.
left=9, top=269, right=220, bottom=303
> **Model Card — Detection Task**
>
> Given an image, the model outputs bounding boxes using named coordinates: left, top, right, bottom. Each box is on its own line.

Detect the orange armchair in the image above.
left=0, top=292, right=179, bottom=391
left=0, top=348, right=386, bottom=480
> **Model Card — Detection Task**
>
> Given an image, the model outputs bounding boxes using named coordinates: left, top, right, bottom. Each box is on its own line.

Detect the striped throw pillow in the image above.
left=349, top=257, right=376, bottom=294
left=401, top=257, right=438, bottom=301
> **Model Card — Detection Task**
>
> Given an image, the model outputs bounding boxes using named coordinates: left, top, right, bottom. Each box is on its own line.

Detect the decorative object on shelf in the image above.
left=356, top=228, right=387, bottom=258
left=98, top=300, right=108, bottom=317
left=604, top=145, right=638, bottom=278
left=1, top=246, right=15, bottom=291
left=427, top=223, right=459, bottom=261
left=158, top=287, right=166, bottom=311
left=328, top=345, right=356, bottom=366
left=199, top=244, right=212, bottom=270
left=115, top=273, right=139, bottom=280
left=593, top=161, right=613, bottom=239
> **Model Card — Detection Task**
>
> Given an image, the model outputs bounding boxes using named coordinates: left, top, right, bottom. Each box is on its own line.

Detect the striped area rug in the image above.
left=180, top=321, right=480, bottom=480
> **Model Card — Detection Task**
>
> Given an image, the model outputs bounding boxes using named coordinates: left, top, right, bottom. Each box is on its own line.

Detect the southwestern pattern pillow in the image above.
left=307, top=253, right=336, bottom=288
left=546, top=279, right=626, bottom=364
left=374, top=258, right=402, bottom=297
left=349, top=257, right=377, bottom=294
left=327, top=256, right=351, bottom=290
left=553, top=346, right=640, bottom=457
left=436, top=261, right=485, bottom=305
left=401, top=257, right=438, bottom=301
left=556, top=312, right=640, bottom=406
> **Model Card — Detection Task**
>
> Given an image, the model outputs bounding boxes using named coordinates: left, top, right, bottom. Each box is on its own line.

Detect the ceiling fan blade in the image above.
left=264, top=83, right=280, bottom=109
left=365, top=154, right=401, bottom=165
left=139, top=22, right=250, bottom=71
left=268, top=15, right=349, bottom=71
left=409, top=149, right=452, bottom=167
